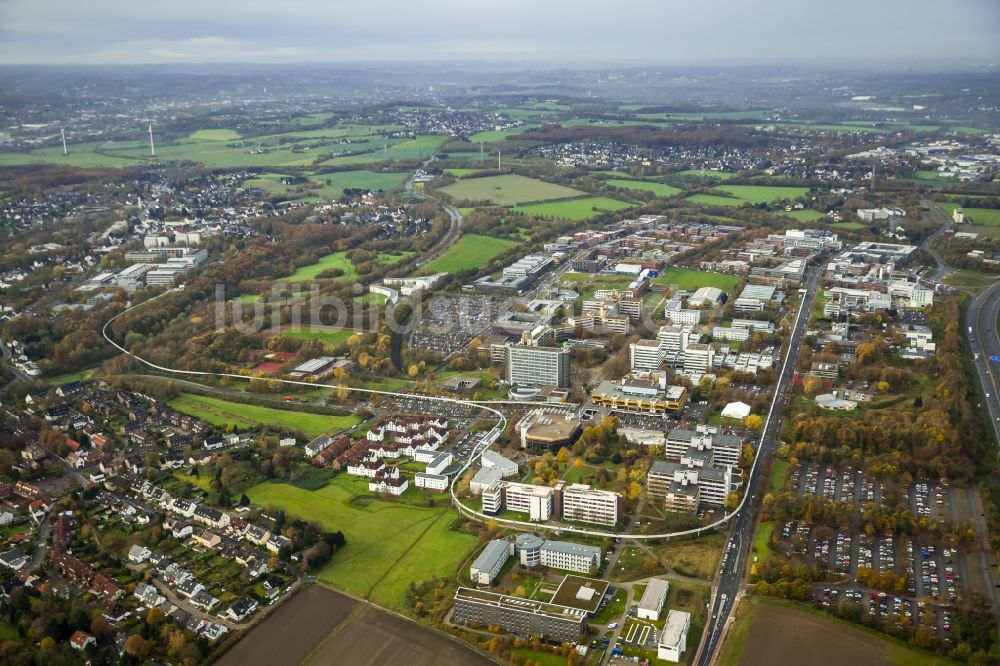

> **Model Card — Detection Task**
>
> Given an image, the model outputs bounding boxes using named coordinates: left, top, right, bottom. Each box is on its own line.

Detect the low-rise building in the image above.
left=637, top=578, right=669, bottom=621
left=470, top=539, right=510, bottom=585
left=658, top=610, right=692, bottom=662
left=452, top=587, right=587, bottom=642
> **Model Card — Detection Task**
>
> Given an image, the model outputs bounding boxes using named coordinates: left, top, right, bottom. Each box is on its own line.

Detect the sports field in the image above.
left=655, top=266, right=739, bottom=293
left=514, top=196, right=634, bottom=220
left=438, top=174, right=584, bottom=206
left=606, top=179, right=682, bottom=198
left=286, top=251, right=357, bottom=282
left=419, top=233, right=517, bottom=274
left=168, top=393, right=359, bottom=438
left=246, top=475, right=477, bottom=609
left=714, top=185, right=809, bottom=204
left=279, top=326, right=354, bottom=347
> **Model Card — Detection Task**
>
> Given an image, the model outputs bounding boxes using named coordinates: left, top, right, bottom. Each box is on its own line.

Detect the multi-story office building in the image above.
left=559, top=482, right=619, bottom=526
left=658, top=610, right=692, bottom=662
left=658, top=324, right=692, bottom=354
left=470, top=539, right=510, bottom=584
left=503, top=482, right=554, bottom=522
left=452, top=588, right=588, bottom=642
left=664, top=428, right=743, bottom=466
left=682, top=343, right=715, bottom=373
left=647, top=459, right=733, bottom=511
left=590, top=378, right=688, bottom=415
left=506, top=345, right=570, bottom=388
left=510, top=535, right=602, bottom=574
left=630, top=339, right=665, bottom=372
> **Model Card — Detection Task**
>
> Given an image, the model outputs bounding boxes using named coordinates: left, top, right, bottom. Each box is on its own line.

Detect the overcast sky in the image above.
left=0, top=0, right=997, bottom=66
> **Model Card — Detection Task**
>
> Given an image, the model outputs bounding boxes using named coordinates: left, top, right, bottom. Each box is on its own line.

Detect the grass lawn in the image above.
left=438, top=174, right=584, bottom=206
left=279, top=326, right=354, bottom=347
left=593, top=588, right=628, bottom=624
left=286, top=251, right=358, bottom=282
left=939, top=202, right=1000, bottom=226
left=510, top=648, right=571, bottom=666
left=781, top=209, right=825, bottom=222
left=48, top=366, right=99, bottom=384
left=188, top=129, right=241, bottom=142
left=655, top=266, right=739, bottom=293
left=168, top=393, right=359, bottom=438
left=713, top=185, right=809, bottom=204
left=467, top=124, right=539, bottom=143
left=514, top=196, right=634, bottom=220
left=944, top=269, right=1000, bottom=293
left=687, top=193, right=743, bottom=207
left=246, top=477, right=476, bottom=610
left=750, top=520, right=775, bottom=567
left=674, top=169, right=735, bottom=179
left=443, top=168, right=485, bottom=177
left=830, top=221, right=868, bottom=230
left=418, top=233, right=518, bottom=274
left=378, top=250, right=415, bottom=265
left=606, top=178, right=682, bottom=198
left=318, top=135, right=447, bottom=167
left=654, top=534, right=724, bottom=580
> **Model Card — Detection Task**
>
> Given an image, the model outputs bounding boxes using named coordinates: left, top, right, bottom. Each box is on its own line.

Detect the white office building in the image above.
left=481, top=450, right=518, bottom=477
left=470, top=540, right=510, bottom=585
left=683, top=343, right=715, bottom=373
left=506, top=345, right=570, bottom=388
left=637, top=578, right=670, bottom=621
left=630, top=339, right=666, bottom=372
left=504, top=482, right=554, bottom=522
left=658, top=610, right=691, bottom=662
left=560, top=483, right=619, bottom=526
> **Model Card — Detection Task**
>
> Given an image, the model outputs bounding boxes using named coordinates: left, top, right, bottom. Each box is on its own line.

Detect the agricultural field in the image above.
left=467, top=124, right=539, bottom=143
left=714, top=185, right=809, bottom=204
left=443, top=168, right=485, bottom=177
left=419, top=233, right=517, bottom=274
left=168, top=393, right=359, bottom=438
left=780, top=209, right=825, bottom=222
left=438, top=174, right=584, bottom=206
left=318, top=135, right=447, bottom=166
left=687, top=193, right=743, bottom=207
left=188, top=129, right=241, bottom=142
left=655, top=266, right=740, bottom=293
left=286, top=251, right=358, bottom=282
left=674, top=169, right=735, bottom=179
left=243, top=172, right=295, bottom=196
left=246, top=475, right=477, bottom=610
left=605, top=178, right=683, bottom=198
left=514, top=196, right=634, bottom=221
left=313, top=170, right=409, bottom=193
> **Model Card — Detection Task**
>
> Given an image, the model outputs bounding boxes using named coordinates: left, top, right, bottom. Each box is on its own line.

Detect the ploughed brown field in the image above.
left=739, top=604, right=887, bottom=666
left=218, top=585, right=493, bottom=666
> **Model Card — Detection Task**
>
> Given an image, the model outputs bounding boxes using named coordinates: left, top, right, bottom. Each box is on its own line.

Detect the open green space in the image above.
left=939, top=202, right=1000, bottom=226
left=606, top=179, right=683, bottom=198
left=514, top=196, right=634, bottom=221
left=318, top=135, right=447, bottom=166
left=279, top=327, right=354, bottom=347
left=169, top=393, right=359, bottom=438
left=443, top=168, right=485, bottom=177
left=830, top=221, right=867, bottom=230
left=438, top=174, right=584, bottom=206
left=714, top=185, right=809, bottom=204
left=246, top=476, right=476, bottom=609
left=781, top=209, right=825, bottom=222
left=188, top=129, right=242, bottom=142
left=314, top=170, right=409, bottom=194
left=687, top=193, right=742, bottom=207
left=655, top=267, right=740, bottom=293
left=944, top=269, right=1000, bottom=293
left=419, top=233, right=518, bottom=274
left=674, top=169, right=735, bottom=179
left=468, top=124, right=539, bottom=143
left=286, top=251, right=358, bottom=282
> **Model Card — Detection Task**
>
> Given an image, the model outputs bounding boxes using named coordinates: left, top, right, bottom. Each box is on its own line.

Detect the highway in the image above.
left=965, top=278, right=1000, bottom=454
left=694, top=262, right=824, bottom=666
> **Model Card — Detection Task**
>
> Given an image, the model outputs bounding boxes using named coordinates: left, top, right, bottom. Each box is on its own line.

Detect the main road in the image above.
left=966, top=277, right=1000, bottom=453
left=695, top=262, right=825, bottom=666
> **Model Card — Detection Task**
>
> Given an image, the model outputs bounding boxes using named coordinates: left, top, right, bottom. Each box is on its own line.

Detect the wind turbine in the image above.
left=148, top=122, right=156, bottom=157
left=60, top=127, right=68, bottom=156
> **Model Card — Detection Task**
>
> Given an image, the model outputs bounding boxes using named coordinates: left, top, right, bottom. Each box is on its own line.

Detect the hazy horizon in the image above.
left=1, top=0, right=998, bottom=67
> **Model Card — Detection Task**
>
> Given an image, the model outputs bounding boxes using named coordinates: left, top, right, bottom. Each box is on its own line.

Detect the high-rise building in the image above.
left=630, top=339, right=665, bottom=372
left=506, top=345, right=570, bottom=388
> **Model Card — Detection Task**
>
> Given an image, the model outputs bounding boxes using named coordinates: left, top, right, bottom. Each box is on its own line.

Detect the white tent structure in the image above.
left=721, top=401, right=751, bottom=420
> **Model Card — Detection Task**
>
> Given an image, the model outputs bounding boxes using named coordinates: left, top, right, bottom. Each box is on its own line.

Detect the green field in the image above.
left=687, top=193, right=743, bottom=207
left=714, top=185, right=809, bottom=204
left=286, top=251, right=358, bottom=282
left=318, top=135, right=447, bottom=166
left=674, top=169, right=735, bottom=179
left=781, top=209, right=825, bottom=222
left=467, top=124, right=539, bottom=143
left=188, top=129, right=241, bottom=142
left=314, top=170, right=409, bottom=194
left=279, top=327, right=354, bottom=347
left=438, top=174, right=584, bottom=206
left=655, top=267, right=740, bottom=293
left=443, top=168, right=485, bottom=177
left=939, top=202, right=1000, bottom=226
left=606, top=178, right=683, bottom=198
left=514, top=196, right=634, bottom=220
left=246, top=476, right=476, bottom=609
left=419, top=233, right=517, bottom=274
left=169, top=393, right=359, bottom=438
left=830, top=221, right=867, bottom=230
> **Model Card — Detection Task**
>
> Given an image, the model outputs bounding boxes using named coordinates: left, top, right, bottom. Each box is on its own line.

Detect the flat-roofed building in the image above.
left=658, top=610, right=691, bottom=662
left=733, top=284, right=778, bottom=312
left=637, top=578, right=670, bottom=621
left=504, top=482, right=553, bottom=522
left=452, top=587, right=587, bottom=642
left=630, top=339, right=665, bottom=372
left=481, top=450, right=518, bottom=477
left=539, top=540, right=602, bottom=574
left=517, top=410, right=582, bottom=450
left=415, top=472, right=448, bottom=492
left=559, top=483, right=619, bottom=526
left=470, top=540, right=510, bottom=585
left=482, top=480, right=504, bottom=514
left=657, top=324, right=691, bottom=355
left=590, top=378, right=688, bottom=416
left=682, top=343, right=715, bottom=373
left=506, top=345, right=570, bottom=388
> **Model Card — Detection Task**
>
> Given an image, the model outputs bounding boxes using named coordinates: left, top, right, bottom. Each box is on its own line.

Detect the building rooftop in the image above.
left=549, top=575, right=611, bottom=614
left=471, top=540, right=509, bottom=573
left=638, top=578, right=669, bottom=612
left=454, top=587, right=588, bottom=621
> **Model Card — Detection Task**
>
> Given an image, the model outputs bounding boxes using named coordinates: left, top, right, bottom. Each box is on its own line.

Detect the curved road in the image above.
left=966, top=278, right=1000, bottom=452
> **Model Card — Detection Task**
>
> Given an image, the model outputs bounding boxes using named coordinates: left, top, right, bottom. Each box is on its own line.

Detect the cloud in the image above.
left=0, top=0, right=997, bottom=65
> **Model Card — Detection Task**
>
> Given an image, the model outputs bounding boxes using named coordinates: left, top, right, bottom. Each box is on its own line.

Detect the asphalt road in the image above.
left=966, top=277, right=1000, bottom=453
left=695, top=264, right=824, bottom=666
